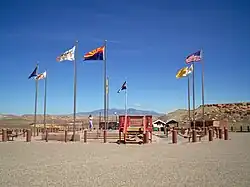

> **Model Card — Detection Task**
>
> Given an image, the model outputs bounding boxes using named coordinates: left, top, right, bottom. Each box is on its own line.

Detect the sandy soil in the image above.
left=0, top=133, right=250, bottom=187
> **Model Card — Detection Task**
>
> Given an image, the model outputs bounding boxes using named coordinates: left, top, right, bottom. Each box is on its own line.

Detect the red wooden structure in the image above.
left=118, top=115, right=153, bottom=144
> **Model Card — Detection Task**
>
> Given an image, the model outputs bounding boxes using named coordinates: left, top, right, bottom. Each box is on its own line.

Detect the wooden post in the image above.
left=172, top=130, right=177, bottom=144
left=192, top=129, right=197, bottom=142
left=219, top=128, right=223, bottom=139
left=2, top=129, right=7, bottom=142
left=224, top=128, right=228, bottom=140
left=84, top=130, right=87, bottom=143
left=103, top=130, right=107, bottom=143
left=64, top=130, right=67, bottom=142
left=26, top=129, right=31, bottom=142
left=208, top=128, right=213, bottom=141
left=143, top=131, right=149, bottom=144
left=45, top=130, right=48, bottom=142
left=36, top=128, right=39, bottom=136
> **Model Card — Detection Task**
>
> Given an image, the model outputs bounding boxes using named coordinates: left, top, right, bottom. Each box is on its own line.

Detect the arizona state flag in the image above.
left=83, top=46, right=105, bottom=61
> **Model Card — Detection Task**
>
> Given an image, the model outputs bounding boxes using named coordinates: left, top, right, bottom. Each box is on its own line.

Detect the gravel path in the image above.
left=0, top=133, right=250, bottom=187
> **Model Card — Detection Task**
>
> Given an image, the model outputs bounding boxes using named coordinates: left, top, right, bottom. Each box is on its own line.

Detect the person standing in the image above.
left=88, top=115, right=93, bottom=131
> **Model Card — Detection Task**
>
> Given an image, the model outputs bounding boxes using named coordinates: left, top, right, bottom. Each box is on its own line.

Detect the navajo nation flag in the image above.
left=185, top=50, right=202, bottom=64
left=56, top=46, right=75, bottom=62
left=83, top=46, right=105, bottom=61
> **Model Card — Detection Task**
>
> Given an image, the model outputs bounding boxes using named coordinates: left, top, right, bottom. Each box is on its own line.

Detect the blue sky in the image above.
left=0, top=0, right=249, bottom=115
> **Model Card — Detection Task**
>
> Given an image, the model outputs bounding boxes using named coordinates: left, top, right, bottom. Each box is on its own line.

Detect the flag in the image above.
left=186, top=64, right=193, bottom=75
left=117, top=81, right=127, bottom=93
left=176, top=64, right=193, bottom=79
left=185, top=50, right=202, bottom=64
left=56, top=46, right=75, bottom=62
left=28, top=65, right=38, bottom=79
left=35, top=71, right=47, bottom=80
left=83, top=46, right=105, bottom=61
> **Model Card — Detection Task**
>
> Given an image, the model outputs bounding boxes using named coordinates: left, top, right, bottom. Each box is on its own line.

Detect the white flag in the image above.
left=36, top=71, right=47, bottom=80
left=56, top=46, right=75, bottom=62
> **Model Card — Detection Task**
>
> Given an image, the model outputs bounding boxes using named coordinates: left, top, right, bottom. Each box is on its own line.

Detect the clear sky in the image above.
left=0, top=0, right=249, bottom=115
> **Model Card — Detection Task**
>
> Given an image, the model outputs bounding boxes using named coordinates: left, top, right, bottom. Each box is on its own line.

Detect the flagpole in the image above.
left=43, top=70, right=47, bottom=132
left=72, top=40, right=78, bottom=141
left=124, top=80, right=128, bottom=133
left=104, top=40, right=107, bottom=130
left=187, top=75, right=191, bottom=126
left=192, top=63, right=196, bottom=129
left=125, top=83, right=128, bottom=117
left=201, top=50, right=205, bottom=129
left=106, top=76, right=109, bottom=125
left=34, top=64, right=39, bottom=136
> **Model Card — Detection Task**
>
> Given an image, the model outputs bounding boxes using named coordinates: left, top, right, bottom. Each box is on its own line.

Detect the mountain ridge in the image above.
left=77, top=108, right=164, bottom=116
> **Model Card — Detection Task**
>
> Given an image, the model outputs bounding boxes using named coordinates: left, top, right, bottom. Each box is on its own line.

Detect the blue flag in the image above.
left=28, top=66, right=38, bottom=79
left=117, top=81, right=127, bottom=93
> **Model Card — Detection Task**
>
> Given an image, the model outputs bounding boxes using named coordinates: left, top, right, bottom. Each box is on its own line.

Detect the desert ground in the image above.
left=0, top=132, right=250, bottom=187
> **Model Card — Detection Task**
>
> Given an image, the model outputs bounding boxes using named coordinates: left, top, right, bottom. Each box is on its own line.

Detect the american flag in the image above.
left=185, top=50, right=202, bottom=64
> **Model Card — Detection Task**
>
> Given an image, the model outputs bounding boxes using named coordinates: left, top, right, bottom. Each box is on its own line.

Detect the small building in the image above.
left=165, top=119, right=178, bottom=128
left=153, top=119, right=166, bottom=131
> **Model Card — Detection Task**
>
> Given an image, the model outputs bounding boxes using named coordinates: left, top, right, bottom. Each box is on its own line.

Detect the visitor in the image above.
left=89, top=114, right=93, bottom=131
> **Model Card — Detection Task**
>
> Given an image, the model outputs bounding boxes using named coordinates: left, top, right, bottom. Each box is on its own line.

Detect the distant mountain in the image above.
left=77, top=108, right=164, bottom=116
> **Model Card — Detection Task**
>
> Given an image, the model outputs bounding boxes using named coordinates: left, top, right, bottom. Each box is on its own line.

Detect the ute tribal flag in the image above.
left=83, top=46, right=105, bottom=61
left=185, top=50, right=202, bottom=64
left=176, top=64, right=193, bottom=79
left=35, top=71, right=47, bottom=80
left=117, top=81, right=127, bottom=93
left=56, top=46, right=75, bottom=62
left=28, top=65, right=38, bottom=79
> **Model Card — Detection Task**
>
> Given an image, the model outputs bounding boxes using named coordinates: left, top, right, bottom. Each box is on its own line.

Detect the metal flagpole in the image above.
left=104, top=40, right=107, bottom=130
left=125, top=80, right=128, bottom=117
left=43, top=70, right=47, bottom=132
left=124, top=80, right=128, bottom=131
left=34, top=64, right=39, bottom=136
left=187, top=75, right=191, bottom=126
left=72, top=40, right=78, bottom=141
left=34, top=79, right=38, bottom=136
left=201, top=50, right=205, bottom=129
left=106, top=77, right=109, bottom=125
left=192, top=63, right=196, bottom=129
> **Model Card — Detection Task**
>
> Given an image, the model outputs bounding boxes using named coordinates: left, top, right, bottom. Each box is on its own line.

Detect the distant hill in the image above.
left=158, top=102, right=250, bottom=128
left=77, top=108, right=164, bottom=116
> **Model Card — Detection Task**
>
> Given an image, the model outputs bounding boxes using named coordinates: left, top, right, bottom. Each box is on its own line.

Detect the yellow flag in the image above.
left=176, top=66, right=188, bottom=79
